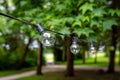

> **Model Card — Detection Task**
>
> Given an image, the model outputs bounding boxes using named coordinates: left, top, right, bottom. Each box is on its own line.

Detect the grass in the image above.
left=0, top=67, right=36, bottom=77
left=15, top=70, right=120, bottom=80
left=57, top=52, right=120, bottom=67
left=0, top=52, right=120, bottom=78
left=56, top=57, right=109, bottom=66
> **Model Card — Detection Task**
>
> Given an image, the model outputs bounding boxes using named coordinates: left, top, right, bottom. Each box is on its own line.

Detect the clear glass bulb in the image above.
left=70, top=42, right=80, bottom=54
left=41, top=32, right=55, bottom=47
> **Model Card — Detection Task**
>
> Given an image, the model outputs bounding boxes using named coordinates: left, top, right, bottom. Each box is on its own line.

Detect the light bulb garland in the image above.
left=0, top=12, right=81, bottom=53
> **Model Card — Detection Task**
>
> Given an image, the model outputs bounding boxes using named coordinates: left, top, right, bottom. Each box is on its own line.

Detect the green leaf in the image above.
left=103, top=18, right=118, bottom=31
left=20, top=1, right=27, bottom=6
left=76, top=14, right=83, bottom=20
left=79, top=2, right=94, bottom=14
left=97, top=0, right=107, bottom=4
left=82, top=16, right=90, bottom=22
left=116, top=9, right=120, bottom=16
left=86, top=35, right=98, bottom=42
left=59, top=27, right=70, bottom=35
left=64, top=0, right=71, bottom=6
left=55, top=4, right=66, bottom=12
left=108, top=9, right=120, bottom=16
left=90, top=20, right=100, bottom=27
left=72, top=20, right=82, bottom=27
left=108, top=9, right=116, bottom=16
left=73, top=28, right=94, bottom=37
left=30, top=31, right=36, bottom=37
left=92, top=7, right=106, bottom=18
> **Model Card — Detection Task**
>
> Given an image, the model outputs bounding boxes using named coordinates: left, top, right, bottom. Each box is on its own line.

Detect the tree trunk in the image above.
left=62, top=44, right=67, bottom=61
left=62, top=49, right=66, bottom=61
left=107, top=0, right=119, bottom=73
left=65, top=35, right=74, bottom=76
left=119, top=45, right=120, bottom=65
left=107, top=26, right=117, bottom=73
left=17, top=38, right=32, bottom=70
left=82, top=50, right=85, bottom=64
left=36, top=40, right=43, bottom=75
left=94, top=51, right=97, bottom=64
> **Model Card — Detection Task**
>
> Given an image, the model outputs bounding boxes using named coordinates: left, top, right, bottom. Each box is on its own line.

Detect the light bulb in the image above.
left=90, top=46, right=95, bottom=51
left=70, top=42, right=80, bottom=54
left=41, top=31, right=55, bottom=47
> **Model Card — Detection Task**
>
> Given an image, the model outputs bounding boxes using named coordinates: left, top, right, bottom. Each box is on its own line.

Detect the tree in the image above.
left=64, top=35, right=74, bottom=76
left=17, top=38, right=33, bottom=69
left=0, top=0, right=43, bottom=69
left=36, top=40, right=43, bottom=75
left=107, top=0, right=120, bottom=73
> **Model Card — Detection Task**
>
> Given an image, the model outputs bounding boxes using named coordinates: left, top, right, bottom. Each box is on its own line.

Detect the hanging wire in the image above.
left=0, top=12, right=89, bottom=43
left=0, top=12, right=65, bottom=36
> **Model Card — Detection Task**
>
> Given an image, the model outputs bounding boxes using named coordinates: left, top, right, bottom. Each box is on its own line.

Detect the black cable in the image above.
left=0, top=12, right=91, bottom=46
left=0, top=12, right=65, bottom=36
left=0, top=12, right=36, bottom=27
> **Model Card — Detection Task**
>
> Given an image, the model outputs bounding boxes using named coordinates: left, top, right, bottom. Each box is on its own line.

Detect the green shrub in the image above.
left=0, top=48, right=38, bottom=70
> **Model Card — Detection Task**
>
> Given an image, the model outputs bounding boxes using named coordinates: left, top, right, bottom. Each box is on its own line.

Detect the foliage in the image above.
left=103, top=18, right=118, bottom=31
left=0, top=48, right=37, bottom=70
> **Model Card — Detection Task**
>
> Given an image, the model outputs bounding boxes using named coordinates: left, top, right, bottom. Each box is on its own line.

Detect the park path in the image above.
left=0, top=65, right=119, bottom=80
